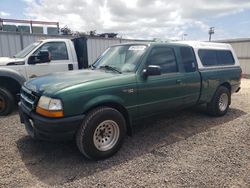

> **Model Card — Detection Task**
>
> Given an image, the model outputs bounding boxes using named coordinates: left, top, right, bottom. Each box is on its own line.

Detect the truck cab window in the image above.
left=198, top=50, right=217, bottom=66
left=33, top=42, right=69, bottom=61
left=147, top=47, right=178, bottom=74
left=216, top=50, right=235, bottom=65
left=180, top=47, right=197, bottom=72
left=198, top=49, right=235, bottom=66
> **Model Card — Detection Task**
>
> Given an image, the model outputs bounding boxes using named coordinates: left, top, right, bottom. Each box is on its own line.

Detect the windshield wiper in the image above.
left=99, top=65, right=122, bottom=74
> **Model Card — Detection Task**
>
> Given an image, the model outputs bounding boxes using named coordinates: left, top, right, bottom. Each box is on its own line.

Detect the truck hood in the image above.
left=0, top=57, right=25, bottom=66
left=25, top=69, right=117, bottom=95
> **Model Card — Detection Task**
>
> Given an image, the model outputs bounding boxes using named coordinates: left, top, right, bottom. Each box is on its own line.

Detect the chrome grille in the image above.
left=20, top=86, right=38, bottom=111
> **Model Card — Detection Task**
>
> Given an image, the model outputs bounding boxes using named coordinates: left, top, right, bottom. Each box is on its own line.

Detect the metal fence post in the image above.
left=57, top=22, right=59, bottom=34
left=30, top=21, right=33, bottom=34
left=0, top=18, right=3, bottom=31
left=19, top=32, right=24, bottom=49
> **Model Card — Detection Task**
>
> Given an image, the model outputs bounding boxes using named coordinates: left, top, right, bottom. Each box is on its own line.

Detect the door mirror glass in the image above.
left=143, top=65, right=161, bottom=77
left=28, top=50, right=51, bottom=64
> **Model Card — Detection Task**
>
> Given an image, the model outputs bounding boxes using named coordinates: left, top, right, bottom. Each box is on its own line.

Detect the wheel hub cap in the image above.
left=93, top=120, right=120, bottom=151
left=219, top=93, right=228, bottom=112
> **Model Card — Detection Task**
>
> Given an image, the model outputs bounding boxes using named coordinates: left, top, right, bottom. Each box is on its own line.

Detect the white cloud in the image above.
left=23, top=0, right=250, bottom=40
left=0, top=11, right=10, bottom=17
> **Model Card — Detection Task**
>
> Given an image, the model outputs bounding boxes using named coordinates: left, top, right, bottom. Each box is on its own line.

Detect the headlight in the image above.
left=38, top=96, right=63, bottom=110
left=36, top=96, right=63, bottom=118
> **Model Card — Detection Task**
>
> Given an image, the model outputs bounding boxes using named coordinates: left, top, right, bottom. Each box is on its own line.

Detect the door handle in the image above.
left=68, top=64, right=73, bottom=70
left=176, top=79, right=182, bottom=84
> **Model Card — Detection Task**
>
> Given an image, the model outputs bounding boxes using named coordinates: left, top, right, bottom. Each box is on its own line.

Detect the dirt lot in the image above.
left=0, top=79, right=249, bottom=188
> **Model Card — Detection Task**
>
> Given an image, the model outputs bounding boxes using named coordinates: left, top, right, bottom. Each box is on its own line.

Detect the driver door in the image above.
left=25, top=41, right=72, bottom=78
left=137, top=46, right=185, bottom=117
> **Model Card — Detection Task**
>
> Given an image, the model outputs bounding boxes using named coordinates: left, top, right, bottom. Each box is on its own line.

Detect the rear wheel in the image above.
left=0, top=88, right=15, bottom=116
left=207, top=86, right=230, bottom=116
left=76, top=107, right=126, bottom=160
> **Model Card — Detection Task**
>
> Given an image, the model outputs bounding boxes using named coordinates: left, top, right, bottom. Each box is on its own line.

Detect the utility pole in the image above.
left=0, top=18, right=3, bottom=31
left=208, top=27, right=215, bottom=41
left=182, top=33, right=188, bottom=40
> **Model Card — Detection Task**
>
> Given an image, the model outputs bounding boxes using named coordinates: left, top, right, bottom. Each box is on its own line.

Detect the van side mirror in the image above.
left=143, top=65, right=161, bottom=77
left=28, top=50, right=51, bottom=64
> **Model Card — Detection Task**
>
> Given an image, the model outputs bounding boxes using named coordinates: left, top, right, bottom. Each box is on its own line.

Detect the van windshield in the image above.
left=93, top=45, right=147, bottom=73
left=13, top=42, right=42, bottom=58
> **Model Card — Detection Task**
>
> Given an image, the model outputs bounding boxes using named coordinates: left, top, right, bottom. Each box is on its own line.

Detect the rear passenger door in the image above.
left=137, top=46, right=187, bottom=116
left=178, top=46, right=201, bottom=106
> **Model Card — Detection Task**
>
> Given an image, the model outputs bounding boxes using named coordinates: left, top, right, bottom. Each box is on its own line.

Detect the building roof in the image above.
left=215, top=38, right=250, bottom=43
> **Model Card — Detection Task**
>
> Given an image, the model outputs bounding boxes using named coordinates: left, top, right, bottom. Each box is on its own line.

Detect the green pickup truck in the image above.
left=19, top=41, right=241, bottom=160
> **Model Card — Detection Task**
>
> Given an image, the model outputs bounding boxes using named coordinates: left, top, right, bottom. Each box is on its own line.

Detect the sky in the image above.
left=0, top=0, right=250, bottom=40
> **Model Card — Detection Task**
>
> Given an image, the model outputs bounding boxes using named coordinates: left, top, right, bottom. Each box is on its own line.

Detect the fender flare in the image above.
left=0, top=67, right=26, bottom=86
left=82, top=95, right=133, bottom=136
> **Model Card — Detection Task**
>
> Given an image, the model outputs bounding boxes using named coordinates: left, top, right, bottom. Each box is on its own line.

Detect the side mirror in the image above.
left=28, top=50, right=51, bottom=65
left=143, top=65, right=161, bottom=77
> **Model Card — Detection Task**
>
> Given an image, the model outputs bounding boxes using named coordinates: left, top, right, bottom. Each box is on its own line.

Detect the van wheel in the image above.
left=207, top=86, right=230, bottom=117
left=76, top=107, right=126, bottom=160
left=0, top=88, right=15, bottom=116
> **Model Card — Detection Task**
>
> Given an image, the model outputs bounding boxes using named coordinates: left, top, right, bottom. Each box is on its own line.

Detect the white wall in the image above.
left=0, top=32, right=149, bottom=65
left=222, top=40, right=250, bottom=75
left=0, top=32, right=71, bottom=57
left=239, top=59, right=250, bottom=75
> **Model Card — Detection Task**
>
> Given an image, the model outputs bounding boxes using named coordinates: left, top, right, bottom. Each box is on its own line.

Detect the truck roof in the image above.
left=114, top=41, right=232, bottom=50
left=173, top=41, right=232, bottom=50
left=113, top=42, right=189, bottom=48
left=38, top=38, right=71, bottom=43
left=119, top=41, right=238, bottom=70
left=174, top=41, right=239, bottom=69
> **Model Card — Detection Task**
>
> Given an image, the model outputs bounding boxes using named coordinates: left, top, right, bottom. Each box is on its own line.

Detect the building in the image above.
left=218, top=38, right=250, bottom=75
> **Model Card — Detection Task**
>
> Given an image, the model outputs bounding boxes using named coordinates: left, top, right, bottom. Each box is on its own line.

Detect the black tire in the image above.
left=76, top=107, right=126, bottom=160
left=207, top=86, right=230, bottom=117
left=0, top=87, right=15, bottom=116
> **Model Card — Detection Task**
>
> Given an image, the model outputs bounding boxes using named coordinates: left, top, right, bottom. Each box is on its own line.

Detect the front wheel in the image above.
left=0, top=88, right=15, bottom=116
left=76, top=107, right=126, bottom=160
left=207, top=86, right=230, bottom=116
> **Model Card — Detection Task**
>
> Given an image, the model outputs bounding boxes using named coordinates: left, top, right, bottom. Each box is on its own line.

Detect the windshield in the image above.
left=93, top=45, right=147, bottom=73
left=14, top=42, right=42, bottom=58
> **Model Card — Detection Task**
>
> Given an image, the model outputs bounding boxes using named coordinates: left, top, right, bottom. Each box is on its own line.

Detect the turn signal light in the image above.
left=36, top=106, right=64, bottom=118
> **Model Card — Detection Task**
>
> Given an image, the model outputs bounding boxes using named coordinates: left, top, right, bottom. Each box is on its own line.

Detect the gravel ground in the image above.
left=0, top=79, right=249, bottom=188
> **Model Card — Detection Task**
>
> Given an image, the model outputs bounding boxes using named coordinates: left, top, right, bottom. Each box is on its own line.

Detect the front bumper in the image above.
left=18, top=103, right=85, bottom=141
